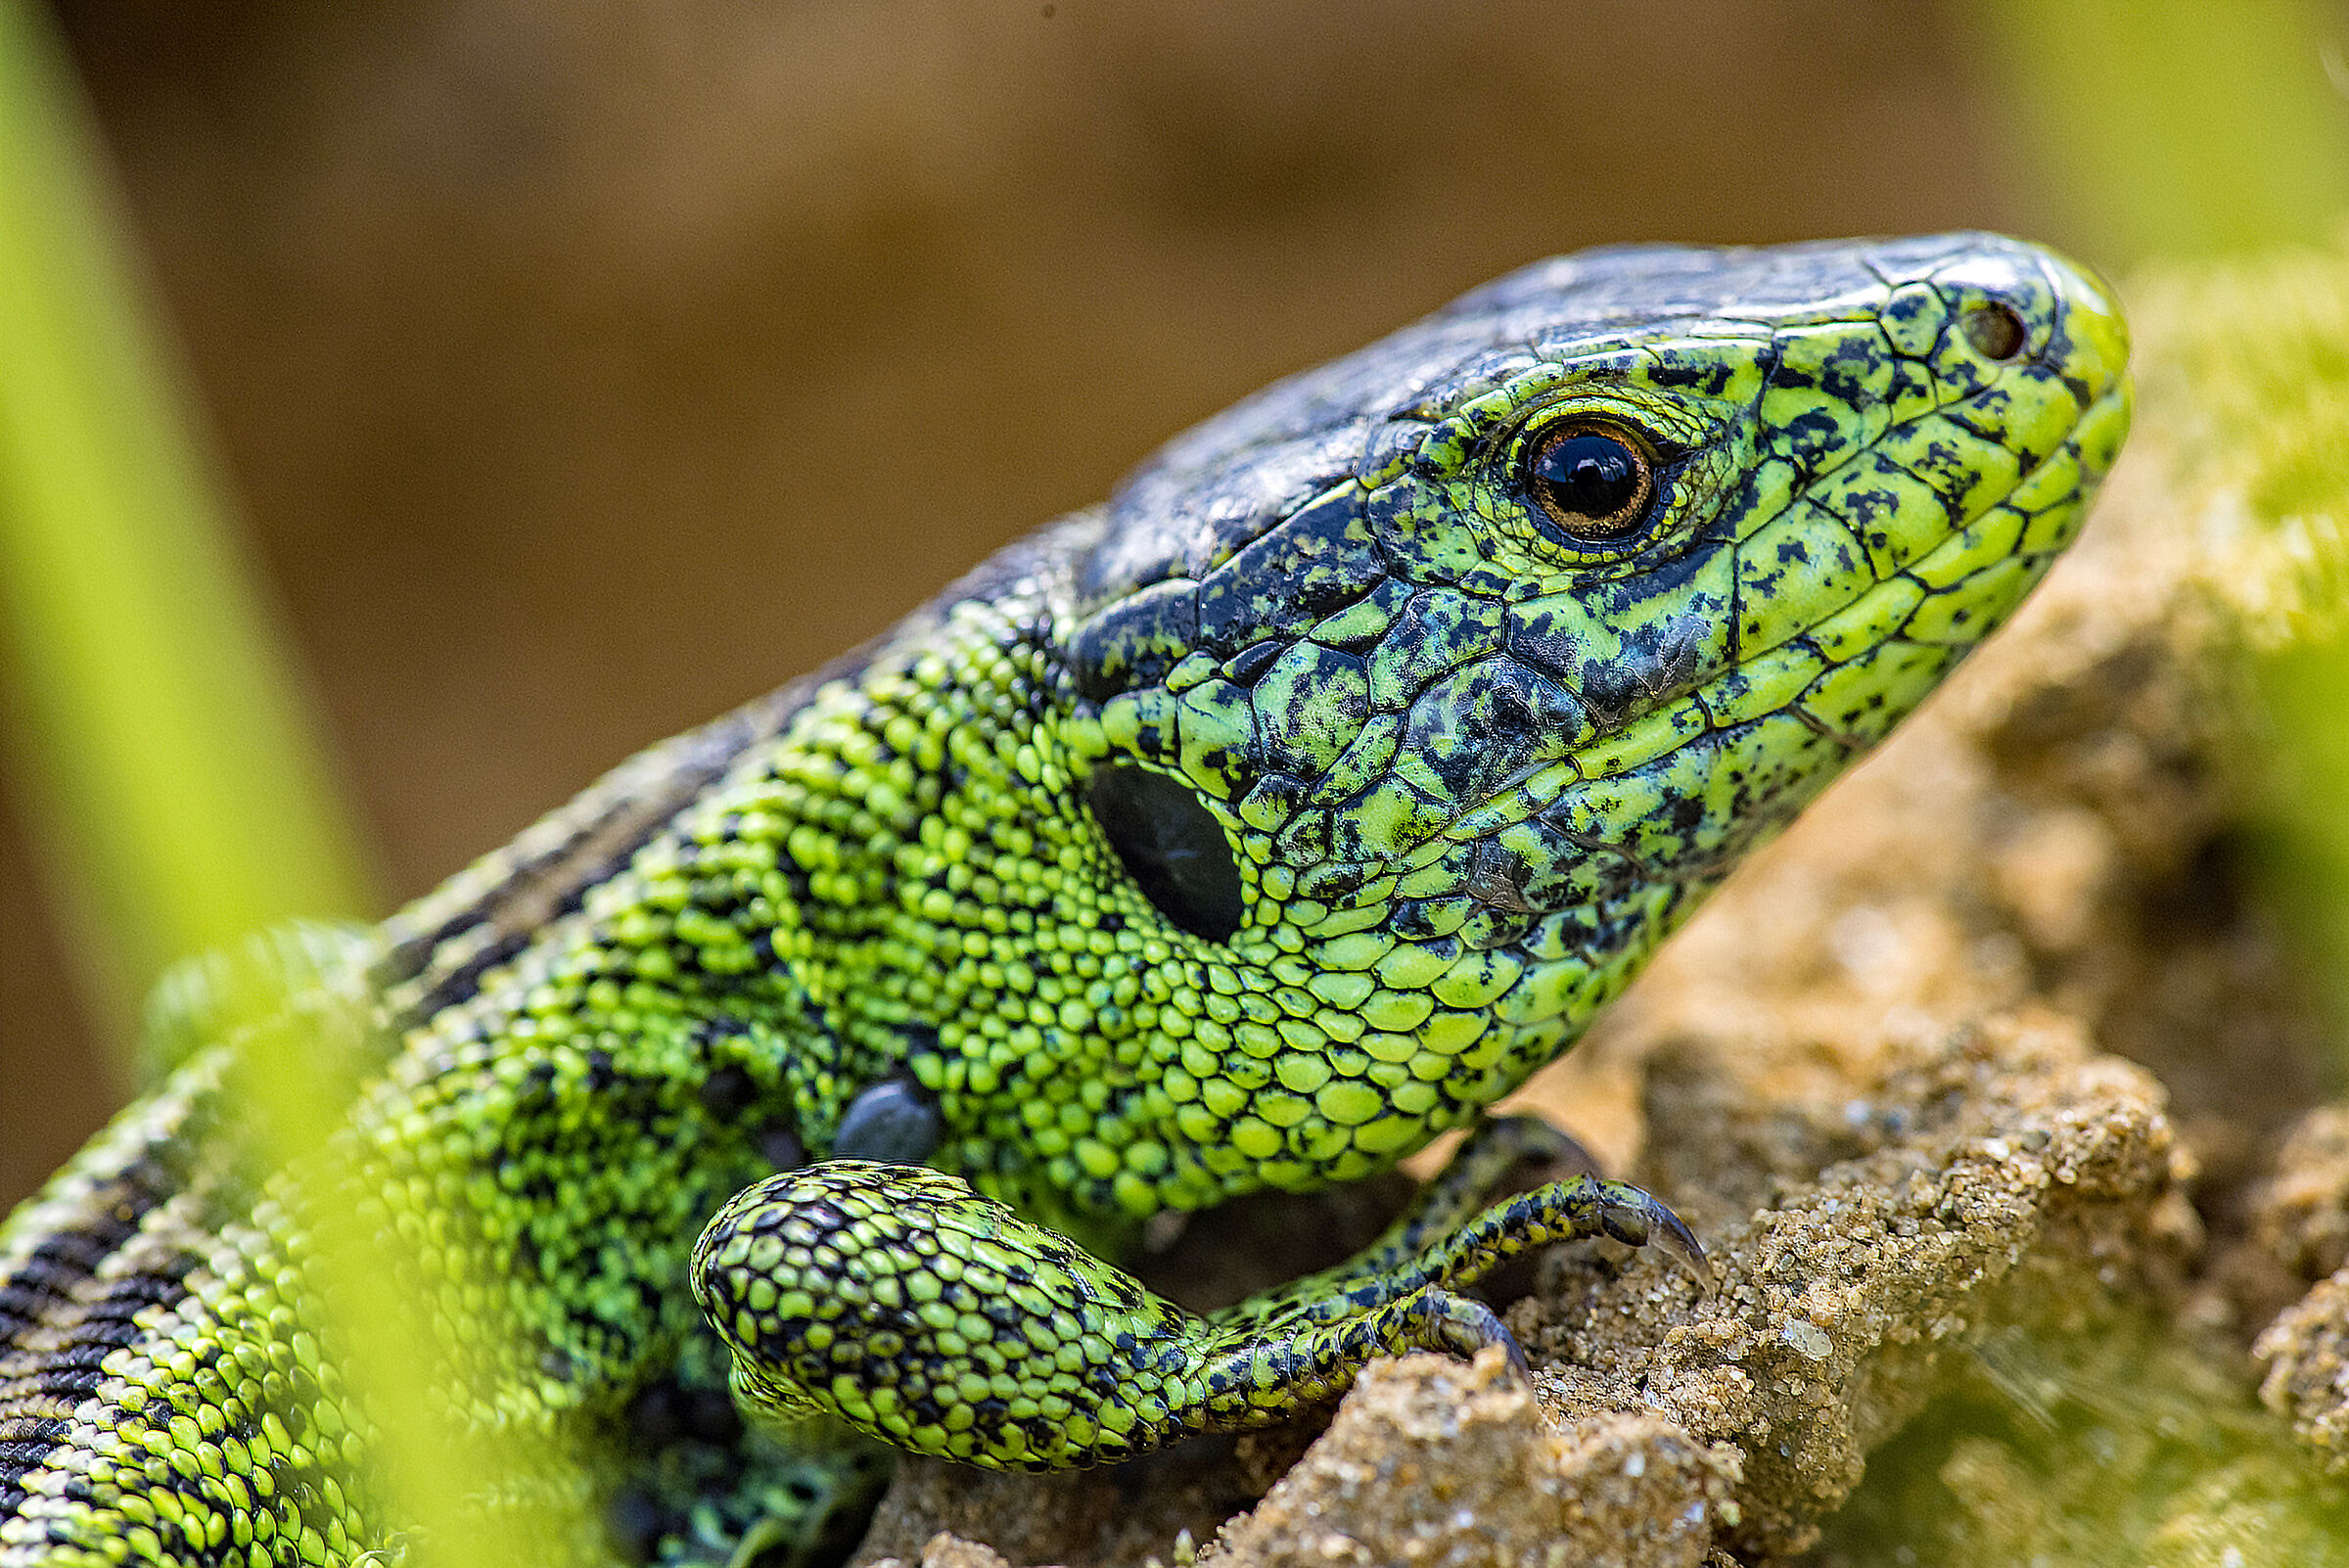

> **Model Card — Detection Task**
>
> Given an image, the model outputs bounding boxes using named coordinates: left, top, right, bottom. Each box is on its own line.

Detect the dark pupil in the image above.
left=1536, top=434, right=1640, bottom=521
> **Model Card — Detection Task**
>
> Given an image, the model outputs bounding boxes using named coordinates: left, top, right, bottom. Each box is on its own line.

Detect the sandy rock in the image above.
left=1202, top=1350, right=1734, bottom=1568
left=863, top=1534, right=1016, bottom=1568
left=851, top=1452, right=1242, bottom=1568
left=2253, top=1106, right=2349, bottom=1283
left=2249, top=1106, right=2349, bottom=1476
left=1519, top=1014, right=2190, bottom=1561
left=847, top=1010, right=2193, bottom=1568
left=2257, top=1268, right=2349, bottom=1476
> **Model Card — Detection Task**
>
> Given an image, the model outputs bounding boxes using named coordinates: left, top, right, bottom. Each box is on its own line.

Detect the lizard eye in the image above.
left=1087, top=765, right=1243, bottom=943
left=1524, top=425, right=1656, bottom=545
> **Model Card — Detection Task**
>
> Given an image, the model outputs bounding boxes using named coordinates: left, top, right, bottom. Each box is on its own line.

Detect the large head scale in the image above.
left=1038, top=233, right=2128, bottom=1207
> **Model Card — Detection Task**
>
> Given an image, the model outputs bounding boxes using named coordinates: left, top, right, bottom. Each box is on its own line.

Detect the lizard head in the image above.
left=1035, top=233, right=2128, bottom=1205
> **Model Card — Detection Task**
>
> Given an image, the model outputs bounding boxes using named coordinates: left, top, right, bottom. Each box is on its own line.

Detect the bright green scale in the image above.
left=0, top=236, right=2130, bottom=1565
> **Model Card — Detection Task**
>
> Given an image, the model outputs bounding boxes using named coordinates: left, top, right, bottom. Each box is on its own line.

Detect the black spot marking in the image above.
left=1578, top=658, right=1641, bottom=728
left=1504, top=620, right=1582, bottom=687
left=1404, top=660, right=1585, bottom=801
left=1195, top=484, right=1383, bottom=651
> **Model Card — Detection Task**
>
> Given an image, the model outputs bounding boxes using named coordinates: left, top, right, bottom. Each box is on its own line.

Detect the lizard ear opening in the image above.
left=1086, top=765, right=1244, bottom=944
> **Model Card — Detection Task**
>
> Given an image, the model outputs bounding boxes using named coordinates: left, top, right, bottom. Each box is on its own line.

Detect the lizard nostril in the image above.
left=1960, top=300, right=2028, bottom=361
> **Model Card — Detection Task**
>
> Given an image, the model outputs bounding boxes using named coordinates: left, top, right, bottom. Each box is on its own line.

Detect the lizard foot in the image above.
left=690, top=1157, right=1704, bottom=1470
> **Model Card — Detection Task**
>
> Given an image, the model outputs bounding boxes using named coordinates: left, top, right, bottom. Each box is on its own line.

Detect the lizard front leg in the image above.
left=1250, top=1114, right=1622, bottom=1292
left=686, top=1147, right=1703, bottom=1471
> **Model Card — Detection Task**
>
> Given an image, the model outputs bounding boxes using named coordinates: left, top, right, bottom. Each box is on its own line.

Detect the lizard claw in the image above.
left=1419, top=1289, right=1535, bottom=1385
left=1598, top=1192, right=1715, bottom=1294
left=1495, top=1320, right=1535, bottom=1384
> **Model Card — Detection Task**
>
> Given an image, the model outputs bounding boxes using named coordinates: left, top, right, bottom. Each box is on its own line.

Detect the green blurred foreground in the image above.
left=0, top=0, right=376, bottom=1050
left=0, top=5, right=538, bottom=1563
left=2161, top=243, right=2349, bottom=1082
left=1819, top=1314, right=2349, bottom=1568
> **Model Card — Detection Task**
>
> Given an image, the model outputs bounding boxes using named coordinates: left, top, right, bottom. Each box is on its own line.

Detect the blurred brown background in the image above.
left=2, top=0, right=2050, bottom=1205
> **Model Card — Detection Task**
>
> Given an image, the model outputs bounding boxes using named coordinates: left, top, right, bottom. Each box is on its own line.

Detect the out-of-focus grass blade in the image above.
left=0, top=0, right=377, bottom=1051
left=0, top=6, right=570, bottom=1562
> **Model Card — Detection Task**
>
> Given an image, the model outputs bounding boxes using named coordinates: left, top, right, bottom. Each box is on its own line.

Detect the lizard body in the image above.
left=0, top=234, right=2129, bottom=1566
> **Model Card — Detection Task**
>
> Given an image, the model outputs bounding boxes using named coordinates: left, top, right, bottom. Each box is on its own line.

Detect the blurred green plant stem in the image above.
left=2160, top=240, right=2349, bottom=1080
left=0, top=0, right=378, bottom=1057
left=0, top=9, right=555, bottom=1562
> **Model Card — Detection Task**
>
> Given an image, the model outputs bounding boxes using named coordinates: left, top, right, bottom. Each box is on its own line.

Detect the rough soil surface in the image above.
left=2258, top=1270, right=2349, bottom=1478
left=860, top=315, right=2349, bottom=1562
left=2252, top=1105, right=2349, bottom=1478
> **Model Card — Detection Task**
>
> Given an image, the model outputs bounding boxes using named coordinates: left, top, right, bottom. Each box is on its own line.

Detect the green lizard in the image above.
left=0, top=233, right=2129, bottom=1566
